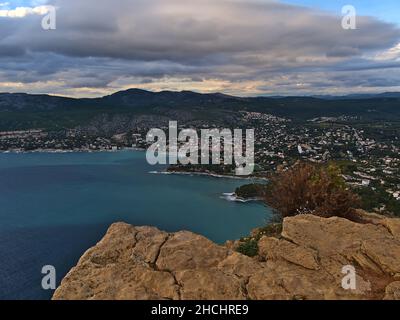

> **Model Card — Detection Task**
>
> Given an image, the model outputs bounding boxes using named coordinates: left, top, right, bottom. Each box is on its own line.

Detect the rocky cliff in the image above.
left=53, top=214, right=400, bottom=300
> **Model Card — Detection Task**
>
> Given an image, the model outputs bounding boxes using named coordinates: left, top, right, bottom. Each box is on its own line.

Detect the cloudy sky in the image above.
left=0, top=0, right=400, bottom=97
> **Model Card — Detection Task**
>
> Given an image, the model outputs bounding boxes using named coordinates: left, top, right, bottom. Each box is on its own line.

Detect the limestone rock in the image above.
left=258, top=237, right=319, bottom=270
left=53, top=215, right=400, bottom=300
left=361, top=238, right=400, bottom=275
left=175, top=269, right=245, bottom=300
left=384, top=281, right=400, bottom=300
left=156, top=231, right=228, bottom=271
left=380, top=218, right=400, bottom=240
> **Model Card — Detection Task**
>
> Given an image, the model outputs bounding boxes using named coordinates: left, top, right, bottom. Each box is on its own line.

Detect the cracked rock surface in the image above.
left=53, top=214, right=400, bottom=300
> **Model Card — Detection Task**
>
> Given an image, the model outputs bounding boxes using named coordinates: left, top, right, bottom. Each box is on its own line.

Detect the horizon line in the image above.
left=1, top=88, right=400, bottom=100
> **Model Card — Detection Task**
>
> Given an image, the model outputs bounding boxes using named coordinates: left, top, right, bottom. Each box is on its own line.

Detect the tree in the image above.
left=265, top=162, right=360, bottom=220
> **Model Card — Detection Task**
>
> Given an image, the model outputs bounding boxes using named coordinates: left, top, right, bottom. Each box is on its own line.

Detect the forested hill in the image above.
left=0, top=89, right=399, bottom=131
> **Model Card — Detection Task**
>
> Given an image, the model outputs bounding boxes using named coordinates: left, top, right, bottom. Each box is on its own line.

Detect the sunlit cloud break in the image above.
left=0, top=5, right=51, bottom=18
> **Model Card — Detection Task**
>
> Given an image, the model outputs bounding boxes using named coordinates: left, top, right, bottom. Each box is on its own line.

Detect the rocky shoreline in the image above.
left=53, top=213, right=400, bottom=300
left=220, top=192, right=264, bottom=203
left=150, top=169, right=268, bottom=181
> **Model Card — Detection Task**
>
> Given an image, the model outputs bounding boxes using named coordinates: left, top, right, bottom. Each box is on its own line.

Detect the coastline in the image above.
left=150, top=169, right=270, bottom=181
left=220, top=192, right=264, bottom=203
left=150, top=170, right=268, bottom=203
left=0, top=147, right=147, bottom=154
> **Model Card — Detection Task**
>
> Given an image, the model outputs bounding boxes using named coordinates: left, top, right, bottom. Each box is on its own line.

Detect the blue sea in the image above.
left=0, top=150, right=270, bottom=300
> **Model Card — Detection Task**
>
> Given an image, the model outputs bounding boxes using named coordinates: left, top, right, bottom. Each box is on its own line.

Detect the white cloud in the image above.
left=0, top=5, right=51, bottom=18
left=374, top=43, right=400, bottom=61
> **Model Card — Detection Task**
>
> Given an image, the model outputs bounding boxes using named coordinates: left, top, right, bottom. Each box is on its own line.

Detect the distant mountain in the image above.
left=313, top=92, right=400, bottom=100
left=96, top=89, right=243, bottom=108
left=0, top=93, right=78, bottom=111
left=0, top=89, right=399, bottom=131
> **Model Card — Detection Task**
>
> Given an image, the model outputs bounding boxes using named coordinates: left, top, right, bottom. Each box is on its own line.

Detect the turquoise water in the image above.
left=0, top=151, right=270, bottom=300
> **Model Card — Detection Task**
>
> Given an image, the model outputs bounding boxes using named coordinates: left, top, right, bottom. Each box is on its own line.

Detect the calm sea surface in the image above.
left=0, top=150, right=270, bottom=299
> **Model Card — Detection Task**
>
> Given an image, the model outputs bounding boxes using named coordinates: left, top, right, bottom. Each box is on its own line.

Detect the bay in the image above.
left=0, top=150, right=270, bottom=299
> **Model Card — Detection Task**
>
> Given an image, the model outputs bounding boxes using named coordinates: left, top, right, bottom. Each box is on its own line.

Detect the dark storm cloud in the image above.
left=0, top=0, right=399, bottom=95
left=20, top=0, right=399, bottom=62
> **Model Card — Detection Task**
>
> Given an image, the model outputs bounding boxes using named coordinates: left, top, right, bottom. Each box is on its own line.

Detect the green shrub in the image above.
left=235, top=183, right=267, bottom=199
left=236, top=239, right=259, bottom=257
left=356, top=185, right=400, bottom=217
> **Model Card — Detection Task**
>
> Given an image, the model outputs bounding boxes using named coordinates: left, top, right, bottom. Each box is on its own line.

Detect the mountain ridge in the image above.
left=1, top=89, right=399, bottom=131
left=2, top=89, right=400, bottom=101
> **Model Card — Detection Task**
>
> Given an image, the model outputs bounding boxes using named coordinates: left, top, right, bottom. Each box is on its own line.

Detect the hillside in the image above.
left=1, top=90, right=400, bottom=131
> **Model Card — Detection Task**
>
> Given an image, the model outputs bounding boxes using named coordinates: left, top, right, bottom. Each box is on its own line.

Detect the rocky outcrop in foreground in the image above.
left=53, top=214, right=400, bottom=300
